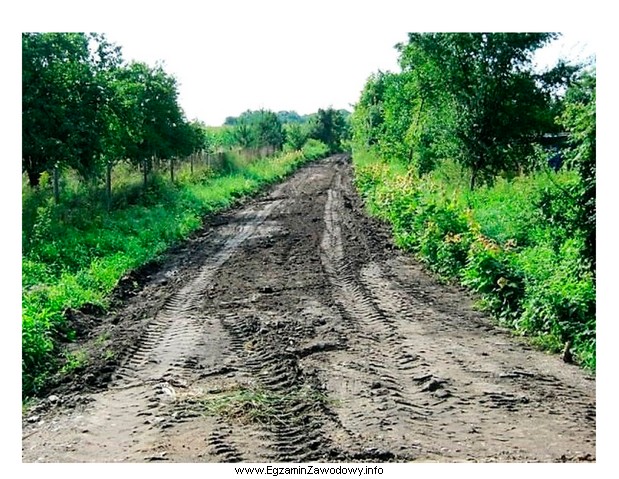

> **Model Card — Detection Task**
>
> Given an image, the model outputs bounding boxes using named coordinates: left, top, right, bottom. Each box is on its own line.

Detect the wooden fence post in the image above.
left=53, top=166, right=60, bottom=204
left=143, top=158, right=148, bottom=188
left=106, top=161, right=113, bottom=210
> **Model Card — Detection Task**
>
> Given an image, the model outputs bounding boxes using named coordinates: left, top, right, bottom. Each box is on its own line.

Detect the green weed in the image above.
left=197, top=383, right=329, bottom=426
left=352, top=146, right=595, bottom=370
left=22, top=148, right=326, bottom=397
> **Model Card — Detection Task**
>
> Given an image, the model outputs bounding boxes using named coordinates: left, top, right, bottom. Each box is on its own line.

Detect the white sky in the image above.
left=11, top=0, right=598, bottom=127
left=105, top=20, right=594, bottom=126
left=103, top=3, right=411, bottom=125
left=3, top=0, right=618, bottom=475
left=105, top=29, right=594, bottom=126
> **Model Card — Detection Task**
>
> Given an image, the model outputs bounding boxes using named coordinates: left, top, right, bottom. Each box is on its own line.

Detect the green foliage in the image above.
left=230, top=109, right=285, bottom=152
left=275, top=110, right=312, bottom=124
left=300, top=139, right=329, bottom=160
left=557, top=68, right=596, bottom=270
left=22, top=33, right=205, bottom=190
left=352, top=147, right=595, bottom=369
left=116, top=61, right=187, bottom=167
left=22, top=33, right=115, bottom=186
left=60, top=350, right=89, bottom=375
left=204, top=126, right=237, bottom=152
left=308, top=107, right=351, bottom=153
left=254, top=110, right=285, bottom=151
left=350, top=33, right=595, bottom=370
left=461, top=239, right=525, bottom=322
left=353, top=33, right=575, bottom=186
left=284, top=123, right=310, bottom=151
left=516, top=241, right=595, bottom=352
left=226, top=110, right=314, bottom=127
left=22, top=148, right=328, bottom=397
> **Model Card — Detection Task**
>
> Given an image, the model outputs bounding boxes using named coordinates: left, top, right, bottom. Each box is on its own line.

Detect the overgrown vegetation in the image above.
left=352, top=33, right=595, bottom=369
left=22, top=33, right=345, bottom=202
left=21, top=32, right=341, bottom=397
left=225, top=107, right=351, bottom=156
left=22, top=33, right=206, bottom=195
left=22, top=143, right=328, bottom=397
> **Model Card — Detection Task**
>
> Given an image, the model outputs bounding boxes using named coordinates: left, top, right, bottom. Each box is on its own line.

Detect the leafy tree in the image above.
left=233, top=117, right=255, bottom=149
left=22, top=32, right=110, bottom=187
left=114, top=62, right=185, bottom=184
left=284, top=123, right=309, bottom=151
left=352, top=72, right=389, bottom=148
left=558, top=68, right=596, bottom=270
left=231, top=109, right=284, bottom=152
left=22, top=30, right=207, bottom=209
left=276, top=110, right=308, bottom=124
left=352, top=68, right=453, bottom=175
left=227, top=110, right=311, bottom=127
left=186, top=120, right=208, bottom=155
left=396, top=33, right=570, bottom=187
left=254, top=109, right=285, bottom=151
left=309, top=107, right=350, bottom=153
left=223, top=115, right=239, bottom=126
left=92, top=40, right=135, bottom=206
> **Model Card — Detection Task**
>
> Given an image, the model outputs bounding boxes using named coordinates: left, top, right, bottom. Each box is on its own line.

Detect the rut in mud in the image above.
left=22, top=155, right=596, bottom=463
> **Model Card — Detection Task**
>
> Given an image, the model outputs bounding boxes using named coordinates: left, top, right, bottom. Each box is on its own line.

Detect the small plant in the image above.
left=22, top=148, right=327, bottom=397
left=103, top=349, right=116, bottom=361
left=197, top=383, right=329, bottom=426
left=60, top=350, right=89, bottom=374
left=352, top=145, right=595, bottom=370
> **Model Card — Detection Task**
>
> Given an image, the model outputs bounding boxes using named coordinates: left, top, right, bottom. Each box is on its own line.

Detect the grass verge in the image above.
left=22, top=142, right=329, bottom=397
left=352, top=147, right=595, bottom=370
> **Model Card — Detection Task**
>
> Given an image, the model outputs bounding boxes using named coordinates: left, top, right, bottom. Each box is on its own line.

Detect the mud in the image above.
left=22, top=155, right=596, bottom=463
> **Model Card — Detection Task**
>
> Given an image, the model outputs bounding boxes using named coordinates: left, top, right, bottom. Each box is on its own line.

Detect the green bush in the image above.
left=22, top=148, right=328, bottom=397
left=352, top=145, right=595, bottom=370
left=301, top=139, right=329, bottom=160
left=516, top=240, right=595, bottom=364
left=461, top=239, right=525, bottom=322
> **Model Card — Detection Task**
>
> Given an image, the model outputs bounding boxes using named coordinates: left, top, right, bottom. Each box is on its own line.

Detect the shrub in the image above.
left=352, top=145, right=595, bottom=369
left=461, top=238, right=525, bottom=323
left=22, top=149, right=323, bottom=397
left=301, top=139, right=329, bottom=160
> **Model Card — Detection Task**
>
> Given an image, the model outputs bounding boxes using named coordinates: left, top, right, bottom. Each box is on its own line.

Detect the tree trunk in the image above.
left=26, top=168, right=41, bottom=188
left=470, top=168, right=477, bottom=190
left=53, top=167, right=60, bottom=204
left=190, top=153, right=194, bottom=176
left=143, top=158, right=148, bottom=188
left=170, top=157, right=175, bottom=183
left=106, top=161, right=113, bottom=211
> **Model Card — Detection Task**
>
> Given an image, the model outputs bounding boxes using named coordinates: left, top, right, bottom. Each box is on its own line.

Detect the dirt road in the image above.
left=22, top=155, right=596, bottom=463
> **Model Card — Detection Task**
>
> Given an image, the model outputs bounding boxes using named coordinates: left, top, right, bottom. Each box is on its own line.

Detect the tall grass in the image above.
left=22, top=142, right=329, bottom=396
left=352, top=147, right=595, bottom=370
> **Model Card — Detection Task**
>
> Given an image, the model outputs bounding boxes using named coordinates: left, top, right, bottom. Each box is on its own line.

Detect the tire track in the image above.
left=319, top=170, right=435, bottom=456
left=354, top=241, right=596, bottom=460
left=115, top=198, right=284, bottom=386
left=22, top=182, right=287, bottom=462
left=23, top=156, right=596, bottom=463
left=207, top=422, right=244, bottom=462
left=218, top=310, right=337, bottom=462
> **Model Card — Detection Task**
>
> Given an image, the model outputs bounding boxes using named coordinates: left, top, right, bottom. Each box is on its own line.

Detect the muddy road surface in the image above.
left=22, top=155, right=596, bottom=463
